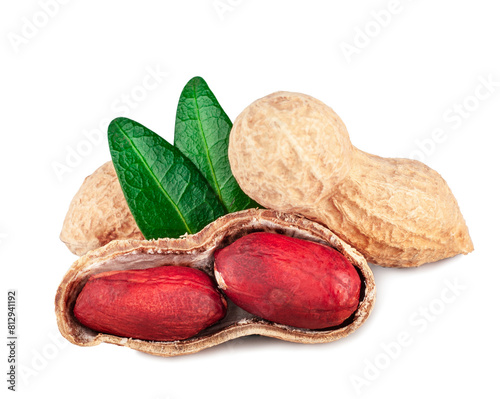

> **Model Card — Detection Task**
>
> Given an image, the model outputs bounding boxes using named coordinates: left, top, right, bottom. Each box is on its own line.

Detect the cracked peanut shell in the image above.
left=55, top=209, right=375, bottom=357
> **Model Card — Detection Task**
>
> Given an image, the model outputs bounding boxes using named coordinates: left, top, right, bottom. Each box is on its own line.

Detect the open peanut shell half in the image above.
left=55, top=208, right=376, bottom=357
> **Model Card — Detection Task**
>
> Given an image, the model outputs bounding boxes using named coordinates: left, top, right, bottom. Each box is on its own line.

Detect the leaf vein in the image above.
left=114, top=122, right=193, bottom=234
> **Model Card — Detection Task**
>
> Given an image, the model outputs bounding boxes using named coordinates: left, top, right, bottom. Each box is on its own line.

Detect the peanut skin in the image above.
left=214, top=232, right=361, bottom=329
left=74, top=266, right=227, bottom=341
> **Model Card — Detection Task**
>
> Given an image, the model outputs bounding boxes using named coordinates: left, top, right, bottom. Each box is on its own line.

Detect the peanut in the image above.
left=60, top=161, right=143, bottom=256
left=228, top=92, right=474, bottom=267
left=55, top=209, right=375, bottom=356
left=73, top=265, right=227, bottom=341
left=214, top=232, right=361, bottom=329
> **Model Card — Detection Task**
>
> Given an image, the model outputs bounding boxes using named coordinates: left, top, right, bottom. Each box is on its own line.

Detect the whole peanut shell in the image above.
left=228, top=92, right=474, bottom=267
left=60, top=162, right=143, bottom=255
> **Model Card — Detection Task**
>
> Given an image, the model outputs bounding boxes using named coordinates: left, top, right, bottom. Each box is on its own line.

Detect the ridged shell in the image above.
left=55, top=209, right=375, bottom=357
left=60, top=162, right=143, bottom=255
left=228, top=92, right=474, bottom=267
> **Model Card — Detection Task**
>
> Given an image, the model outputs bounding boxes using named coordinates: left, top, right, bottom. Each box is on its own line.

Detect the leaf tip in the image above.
left=187, top=76, right=207, bottom=88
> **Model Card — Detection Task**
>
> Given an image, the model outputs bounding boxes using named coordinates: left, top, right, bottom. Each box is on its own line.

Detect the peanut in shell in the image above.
left=55, top=209, right=375, bottom=357
left=228, top=92, right=474, bottom=267
left=60, top=161, right=143, bottom=256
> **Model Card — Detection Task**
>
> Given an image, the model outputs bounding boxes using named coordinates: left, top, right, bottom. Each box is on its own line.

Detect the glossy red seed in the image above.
left=74, top=265, right=227, bottom=341
left=214, top=232, right=361, bottom=329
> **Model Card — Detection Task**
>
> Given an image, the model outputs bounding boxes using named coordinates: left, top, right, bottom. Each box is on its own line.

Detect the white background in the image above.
left=1, top=1, right=499, bottom=398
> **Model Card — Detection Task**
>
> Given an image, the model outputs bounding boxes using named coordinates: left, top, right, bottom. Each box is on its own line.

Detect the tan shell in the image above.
left=60, top=162, right=143, bottom=255
left=228, top=92, right=474, bottom=267
left=55, top=209, right=375, bottom=357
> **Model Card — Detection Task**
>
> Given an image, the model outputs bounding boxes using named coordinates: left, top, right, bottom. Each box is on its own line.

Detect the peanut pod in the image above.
left=228, top=92, right=474, bottom=267
left=55, top=209, right=375, bottom=357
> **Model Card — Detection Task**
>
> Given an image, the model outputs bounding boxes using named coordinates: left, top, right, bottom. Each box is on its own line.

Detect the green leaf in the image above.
left=174, top=76, right=259, bottom=213
left=108, top=117, right=226, bottom=240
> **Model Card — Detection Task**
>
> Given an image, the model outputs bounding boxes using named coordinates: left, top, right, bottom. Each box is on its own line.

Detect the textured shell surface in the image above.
left=60, top=162, right=143, bottom=256
left=228, top=92, right=474, bottom=267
